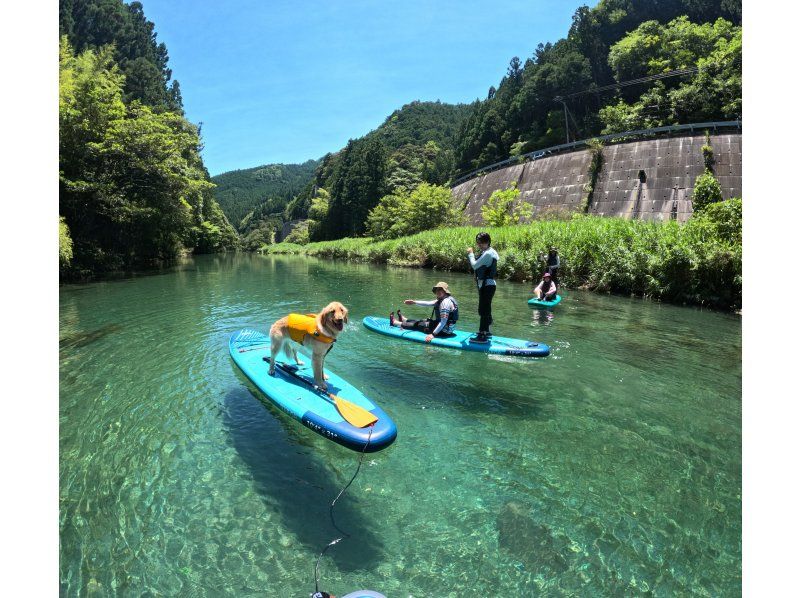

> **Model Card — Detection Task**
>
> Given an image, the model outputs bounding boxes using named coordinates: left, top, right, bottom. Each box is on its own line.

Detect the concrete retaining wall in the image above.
left=451, top=133, right=742, bottom=225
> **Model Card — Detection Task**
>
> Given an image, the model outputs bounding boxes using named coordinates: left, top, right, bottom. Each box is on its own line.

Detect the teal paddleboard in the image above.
left=528, top=294, right=562, bottom=309
left=229, top=329, right=397, bottom=452
left=362, top=317, right=549, bottom=357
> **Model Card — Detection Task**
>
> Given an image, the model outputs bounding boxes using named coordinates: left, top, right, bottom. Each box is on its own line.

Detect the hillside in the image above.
left=211, top=160, right=320, bottom=230
left=365, top=100, right=473, bottom=152
left=230, top=100, right=472, bottom=244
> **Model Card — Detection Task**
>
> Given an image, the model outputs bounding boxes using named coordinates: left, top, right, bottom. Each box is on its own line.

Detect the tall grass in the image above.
left=267, top=207, right=741, bottom=310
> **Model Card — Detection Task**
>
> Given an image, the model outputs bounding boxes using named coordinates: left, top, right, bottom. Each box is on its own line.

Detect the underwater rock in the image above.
left=59, top=323, right=123, bottom=350
left=496, top=501, right=568, bottom=573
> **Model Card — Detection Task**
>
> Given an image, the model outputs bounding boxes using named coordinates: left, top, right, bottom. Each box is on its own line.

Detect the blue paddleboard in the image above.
left=362, top=317, right=549, bottom=357
left=229, top=329, right=397, bottom=452
left=528, top=294, right=562, bottom=309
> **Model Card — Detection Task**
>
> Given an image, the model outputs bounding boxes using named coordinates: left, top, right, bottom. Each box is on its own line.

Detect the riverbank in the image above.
left=266, top=200, right=741, bottom=310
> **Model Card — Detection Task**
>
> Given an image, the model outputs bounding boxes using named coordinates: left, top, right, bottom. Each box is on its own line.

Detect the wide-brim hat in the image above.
left=432, top=281, right=451, bottom=294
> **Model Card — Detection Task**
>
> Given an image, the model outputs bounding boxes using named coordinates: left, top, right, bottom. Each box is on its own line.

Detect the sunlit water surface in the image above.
left=60, top=253, right=741, bottom=596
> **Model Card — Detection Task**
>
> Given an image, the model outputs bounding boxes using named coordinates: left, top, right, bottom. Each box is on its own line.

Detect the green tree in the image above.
left=601, top=17, right=741, bottom=132
left=61, top=0, right=183, bottom=112
left=308, top=188, right=330, bottom=221
left=323, top=137, right=388, bottom=238
left=283, top=221, right=311, bottom=245
left=481, top=184, right=532, bottom=226
left=60, top=37, right=236, bottom=273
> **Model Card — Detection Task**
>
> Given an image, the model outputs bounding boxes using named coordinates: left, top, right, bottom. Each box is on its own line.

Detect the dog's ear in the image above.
left=343, top=307, right=349, bottom=324
left=320, top=303, right=334, bottom=320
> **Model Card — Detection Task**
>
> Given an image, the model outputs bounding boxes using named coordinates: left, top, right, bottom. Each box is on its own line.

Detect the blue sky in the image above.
left=142, top=0, right=597, bottom=175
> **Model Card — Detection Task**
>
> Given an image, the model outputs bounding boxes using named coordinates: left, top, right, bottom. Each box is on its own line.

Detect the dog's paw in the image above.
left=295, top=359, right=305, bottom=366
left=268, top=368, right=275, bottom=376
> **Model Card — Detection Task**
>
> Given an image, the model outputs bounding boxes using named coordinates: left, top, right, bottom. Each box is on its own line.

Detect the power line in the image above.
left=554, top=67, right=700, bottom=102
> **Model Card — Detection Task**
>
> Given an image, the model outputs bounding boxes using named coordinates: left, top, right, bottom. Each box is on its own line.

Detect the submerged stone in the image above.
left=497, top=501, right=569, bottom=574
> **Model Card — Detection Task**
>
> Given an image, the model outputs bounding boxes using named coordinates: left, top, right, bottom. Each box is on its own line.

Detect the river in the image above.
left=59, top=253, right=741, bottom=596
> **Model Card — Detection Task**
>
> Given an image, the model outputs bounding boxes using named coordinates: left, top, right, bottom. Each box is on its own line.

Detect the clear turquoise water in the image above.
left=60, top=253, right=741, bottom=596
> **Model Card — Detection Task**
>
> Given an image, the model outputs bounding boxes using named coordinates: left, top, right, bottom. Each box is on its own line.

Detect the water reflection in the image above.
left=530, top=308, right=555, bottom=326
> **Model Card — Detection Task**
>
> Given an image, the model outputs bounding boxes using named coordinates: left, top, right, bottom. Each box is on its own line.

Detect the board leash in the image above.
left=313, top=425, right=374, bottom=596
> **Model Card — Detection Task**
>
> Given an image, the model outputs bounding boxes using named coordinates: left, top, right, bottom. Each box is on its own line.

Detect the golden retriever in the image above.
left=268, top=301, right=349, bottom=390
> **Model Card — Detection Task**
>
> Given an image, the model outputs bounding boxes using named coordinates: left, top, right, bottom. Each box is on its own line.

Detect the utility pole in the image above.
left=555, top=96, right=569, bottom=144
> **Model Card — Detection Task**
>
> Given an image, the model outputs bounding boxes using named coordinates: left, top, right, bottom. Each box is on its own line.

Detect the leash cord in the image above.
left=314, top=425, right=374, bottom=594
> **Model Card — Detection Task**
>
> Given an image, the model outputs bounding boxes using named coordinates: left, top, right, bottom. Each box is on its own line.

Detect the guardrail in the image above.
left=450, top=121, right=742, bottom=187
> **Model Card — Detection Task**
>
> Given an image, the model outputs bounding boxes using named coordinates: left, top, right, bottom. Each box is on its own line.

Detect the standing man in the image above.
left=546, top=246, right=560, bottom=287
left=467, top=232, right=499, bottom=343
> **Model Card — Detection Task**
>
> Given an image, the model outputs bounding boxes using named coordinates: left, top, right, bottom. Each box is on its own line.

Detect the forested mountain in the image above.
left=211, top=160, right=320, bottom=230
left=234, top=101, right=472, bottom=246
left=364, top=100, right=473, bottom=152
left=453, top=0, right=741, bottom=174
left=288, top=1, right=741, bottom=243
left=59, top=0, right=238, bottom=277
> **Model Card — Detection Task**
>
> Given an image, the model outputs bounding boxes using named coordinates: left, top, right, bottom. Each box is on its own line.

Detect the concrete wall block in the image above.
left=455, top=132, right=740, bottom=223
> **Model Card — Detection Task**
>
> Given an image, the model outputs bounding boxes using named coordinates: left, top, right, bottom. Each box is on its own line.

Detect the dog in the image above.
left=268, top=301, right=349, bottom=391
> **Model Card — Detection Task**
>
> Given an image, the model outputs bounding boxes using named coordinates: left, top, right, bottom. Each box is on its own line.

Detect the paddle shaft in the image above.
left=267, top=358, right=377, bottom=427
left=271, top=360, right=336, bottom=400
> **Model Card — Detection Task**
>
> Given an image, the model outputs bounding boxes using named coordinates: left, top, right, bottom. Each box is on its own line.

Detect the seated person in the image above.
left=533, top=272, right=557, bottom=301
left=389, top=282, right=459, bottom=343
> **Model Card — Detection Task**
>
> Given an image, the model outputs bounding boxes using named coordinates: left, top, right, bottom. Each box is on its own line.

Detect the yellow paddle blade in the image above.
left=331, top=393, right=378, bottom=428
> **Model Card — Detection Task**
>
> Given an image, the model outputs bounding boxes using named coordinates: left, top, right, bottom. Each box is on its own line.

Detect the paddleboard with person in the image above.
left=467, top=232, right=499, bottom=344
left=528, top=271, right=562, bottom=308
left=389, top=281, right=459, bottom=343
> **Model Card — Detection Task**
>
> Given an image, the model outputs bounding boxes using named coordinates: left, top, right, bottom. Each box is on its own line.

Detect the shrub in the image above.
left=59, top=216, right=73, bottom=267
left=367, top=183, right=463, bottom=240
left=692, top=197, right=742, bottom=244
left=701, top=131, right=715, bottom=171
left=265, top=215, right=742, bottom=310
left=481, top=184, right=532, bottom=226
left=284, top=220, right=311, bottom=245
left=692, top=170, right=723, bottom=212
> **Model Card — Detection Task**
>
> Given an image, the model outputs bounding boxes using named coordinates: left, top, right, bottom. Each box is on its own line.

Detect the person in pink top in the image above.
left=533, top=271, right=557, bottom=301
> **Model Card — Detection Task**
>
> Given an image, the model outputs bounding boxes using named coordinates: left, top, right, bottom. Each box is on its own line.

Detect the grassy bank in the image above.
left=266, top=201, right=741, bottom=310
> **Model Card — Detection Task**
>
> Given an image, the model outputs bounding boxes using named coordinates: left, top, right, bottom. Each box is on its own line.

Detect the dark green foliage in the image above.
left=453, top=0, right=741, bottom=175
left=59, top=37, right=237, bottom=277
left=240, top=225, right=276, bottom=252
left=601, top=16, right=741, bottom=132
left=60, top=0, right=183, bottom=112
left=694, top=196, right=741, bottom=243
left=321, top=137, right=389, bottom=239
left=211, top=160, right=320, bottom=230
left=365, top=100, right=472, bottom=151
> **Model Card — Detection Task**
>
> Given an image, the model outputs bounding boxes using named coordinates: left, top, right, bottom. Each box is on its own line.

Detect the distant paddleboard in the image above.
left=527, top=294, right=562, bottom=309
left=362, top=317, right=549, bottom=357
left=229, top=329, right=397, bottom=452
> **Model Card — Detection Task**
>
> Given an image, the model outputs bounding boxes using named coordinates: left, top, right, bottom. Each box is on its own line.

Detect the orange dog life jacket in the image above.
left=286, top=313, right=335, bottom=345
